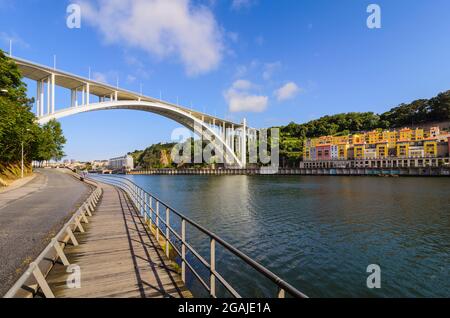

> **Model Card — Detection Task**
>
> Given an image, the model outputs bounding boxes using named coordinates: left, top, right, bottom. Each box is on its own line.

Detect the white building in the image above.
left=331, top=145, right=339, bottom=160
left=109, top=155, right=134, bottom=170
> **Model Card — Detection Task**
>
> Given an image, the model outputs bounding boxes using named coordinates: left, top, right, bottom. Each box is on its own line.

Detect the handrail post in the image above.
left=141, top=188, right=145, bottom=216
left=149, top=196, right=153, bottom=229
left=31, top=262, right=55, bottom=298
left=144, top=192, right=148, bottom=222
left=139, top=188, right=145, bottom=216
left=156, top=201, right=160, bottom=241
left=138, top=188, right=142, bottom=215
left=165, top=207, right=170, bottom=258
left=181, top=219, right=186, bottom=283
left=210, top=238, right=216, bottom=297
left=52, top=238, right=70, bottom=266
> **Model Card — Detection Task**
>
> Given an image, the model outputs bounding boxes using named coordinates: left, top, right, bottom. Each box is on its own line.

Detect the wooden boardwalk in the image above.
left=45, top=183, right=192, bottom=298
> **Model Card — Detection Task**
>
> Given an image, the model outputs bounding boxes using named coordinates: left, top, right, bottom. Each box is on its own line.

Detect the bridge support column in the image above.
left=46, top=77, right=51, bottom=114
left=81, top=86, right=85, bottom=106
left=51, top=73, right=55, bottom=114
left=71, top=89, right=77, bottom=107
left=39, top=81, right=45, bottom=116
left=241, top=118, right=247, bottom=169
left=36, top=80, right=42, bottom=117
left=231, top=125, right=235, bottom=152
left=86, top=83, right=90, bottom=106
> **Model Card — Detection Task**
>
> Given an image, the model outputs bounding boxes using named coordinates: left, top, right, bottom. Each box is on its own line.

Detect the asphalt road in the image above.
left=0, top=168, right=91, bottom=296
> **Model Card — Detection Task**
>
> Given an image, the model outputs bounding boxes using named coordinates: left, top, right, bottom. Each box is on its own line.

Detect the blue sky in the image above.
left=1, top=0, right=450, bottom=161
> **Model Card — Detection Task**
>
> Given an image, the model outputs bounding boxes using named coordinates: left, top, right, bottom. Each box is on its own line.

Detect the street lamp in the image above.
left=21, top=128, right=31, bottom=178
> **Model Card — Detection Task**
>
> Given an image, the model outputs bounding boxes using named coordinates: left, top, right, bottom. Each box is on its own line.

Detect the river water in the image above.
left=121, top=175, right=449, bottom=298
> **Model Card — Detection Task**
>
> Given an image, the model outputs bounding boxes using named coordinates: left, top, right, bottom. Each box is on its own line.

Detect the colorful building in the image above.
left=303, top=126, right=449, bottom=163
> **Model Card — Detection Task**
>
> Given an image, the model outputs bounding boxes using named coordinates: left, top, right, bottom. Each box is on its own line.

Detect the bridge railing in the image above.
left=90, top=175, right=308, bottom=299
left=4, top=175, right=102, bottom=298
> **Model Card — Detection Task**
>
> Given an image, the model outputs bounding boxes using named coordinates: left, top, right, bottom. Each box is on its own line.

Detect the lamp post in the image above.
left=21, top=128, right=31, bottom=178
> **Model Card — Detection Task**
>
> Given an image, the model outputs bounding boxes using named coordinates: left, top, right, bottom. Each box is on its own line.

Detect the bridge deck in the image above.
left=45, top=183, right=192, bottom=298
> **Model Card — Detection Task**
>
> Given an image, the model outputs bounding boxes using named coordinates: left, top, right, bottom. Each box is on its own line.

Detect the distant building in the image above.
left=302, top=126, right=450, bottom=168
left=109, top=155, right=134, bottom=170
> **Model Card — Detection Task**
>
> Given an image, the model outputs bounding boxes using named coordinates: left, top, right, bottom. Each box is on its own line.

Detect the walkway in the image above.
left=45, top=183, right=192, bottom=298
left=0, top=169, right=91, bottom=296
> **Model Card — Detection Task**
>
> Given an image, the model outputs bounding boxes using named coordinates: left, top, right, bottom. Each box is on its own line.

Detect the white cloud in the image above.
left=227, top=31, right=239, bottom=43
left=255, top=35, right=264, bottom=46
left=231, top=79, right=254, bottom=90
left=80, top=0, right=223, bottom=76
left=275, top=82, right=300, bottom=101
left=92, top=70, right=121, bottom=85
left=231, top=0, right=256, bottom=10
left=92, top=72, right=108, bottom=84
left=124, top=54, right=151, bottom=79
left=262, top=61, right=282, bottom=80
left=126, top=74, right=137, bottom=84
left=224, top=80, right=268, bottom=113
left=234, top=65, right=247, bottom=78
left=0, top=32, right=29, bottom=50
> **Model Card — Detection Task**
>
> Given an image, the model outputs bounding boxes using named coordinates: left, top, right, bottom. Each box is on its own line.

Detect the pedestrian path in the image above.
left=45, top=183, right=192, bottom=298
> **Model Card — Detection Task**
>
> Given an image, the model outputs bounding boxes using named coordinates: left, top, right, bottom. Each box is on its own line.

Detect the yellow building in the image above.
left=337, top=143, right=349, bottom=159
left=424, top=140, right=437, bottom=157
left=382, top=131, right=397, bottom=148
left=303, top=146, right=311, bottom=160
left=413, top=128, right=424, bottom=141
left=352, top=134, right=364, bottom=145
left=397, top=142, right=410, bottom=158
left=399, top=128, right=412, bottom=141
left=333, top=136, right=349, bottom=145
left=367, top=131, right=380, bottom=145
left=376, top=142, right=389, bottom=158
left=354, top=144, right=365, bottom=159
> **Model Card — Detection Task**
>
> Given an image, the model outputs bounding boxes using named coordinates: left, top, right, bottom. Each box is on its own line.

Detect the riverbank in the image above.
left=127, top=167, right=450, bottom=177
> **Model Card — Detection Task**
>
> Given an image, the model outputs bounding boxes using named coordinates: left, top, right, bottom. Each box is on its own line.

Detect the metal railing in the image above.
left=4, top=176, right=102, bottom=298
left=91, top=175, right=308, bottom=298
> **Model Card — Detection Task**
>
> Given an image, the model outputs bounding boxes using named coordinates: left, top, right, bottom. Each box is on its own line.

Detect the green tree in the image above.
left=0, top=50, right=37, bottom=164
left=0, top=51, right=66, bottom=169
left=35, top=120, right=66, bottom=162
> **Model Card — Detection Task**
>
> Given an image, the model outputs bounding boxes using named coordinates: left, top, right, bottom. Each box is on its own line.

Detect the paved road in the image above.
left=0, top=169, right=91, bottom=296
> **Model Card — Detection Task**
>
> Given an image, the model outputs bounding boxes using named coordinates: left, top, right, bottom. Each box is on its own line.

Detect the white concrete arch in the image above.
left=37, top=101, right=244, bottom=168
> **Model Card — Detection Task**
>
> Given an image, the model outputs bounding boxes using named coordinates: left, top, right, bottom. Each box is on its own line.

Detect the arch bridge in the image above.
left=11, top=56, right=252, bottom=168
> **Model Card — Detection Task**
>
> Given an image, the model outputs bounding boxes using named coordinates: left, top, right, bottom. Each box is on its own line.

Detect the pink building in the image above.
left=316, top=144, right=332, bottom=161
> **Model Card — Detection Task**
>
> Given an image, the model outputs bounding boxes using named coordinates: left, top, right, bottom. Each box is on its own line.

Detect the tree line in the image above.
left=0, top=51, right=66, bottom=167
left=280, top=90, right=450, bottom=140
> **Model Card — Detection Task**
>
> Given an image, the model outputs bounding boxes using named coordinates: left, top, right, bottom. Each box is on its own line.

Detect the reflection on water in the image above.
left=123, top=175, right=450, bottom=297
